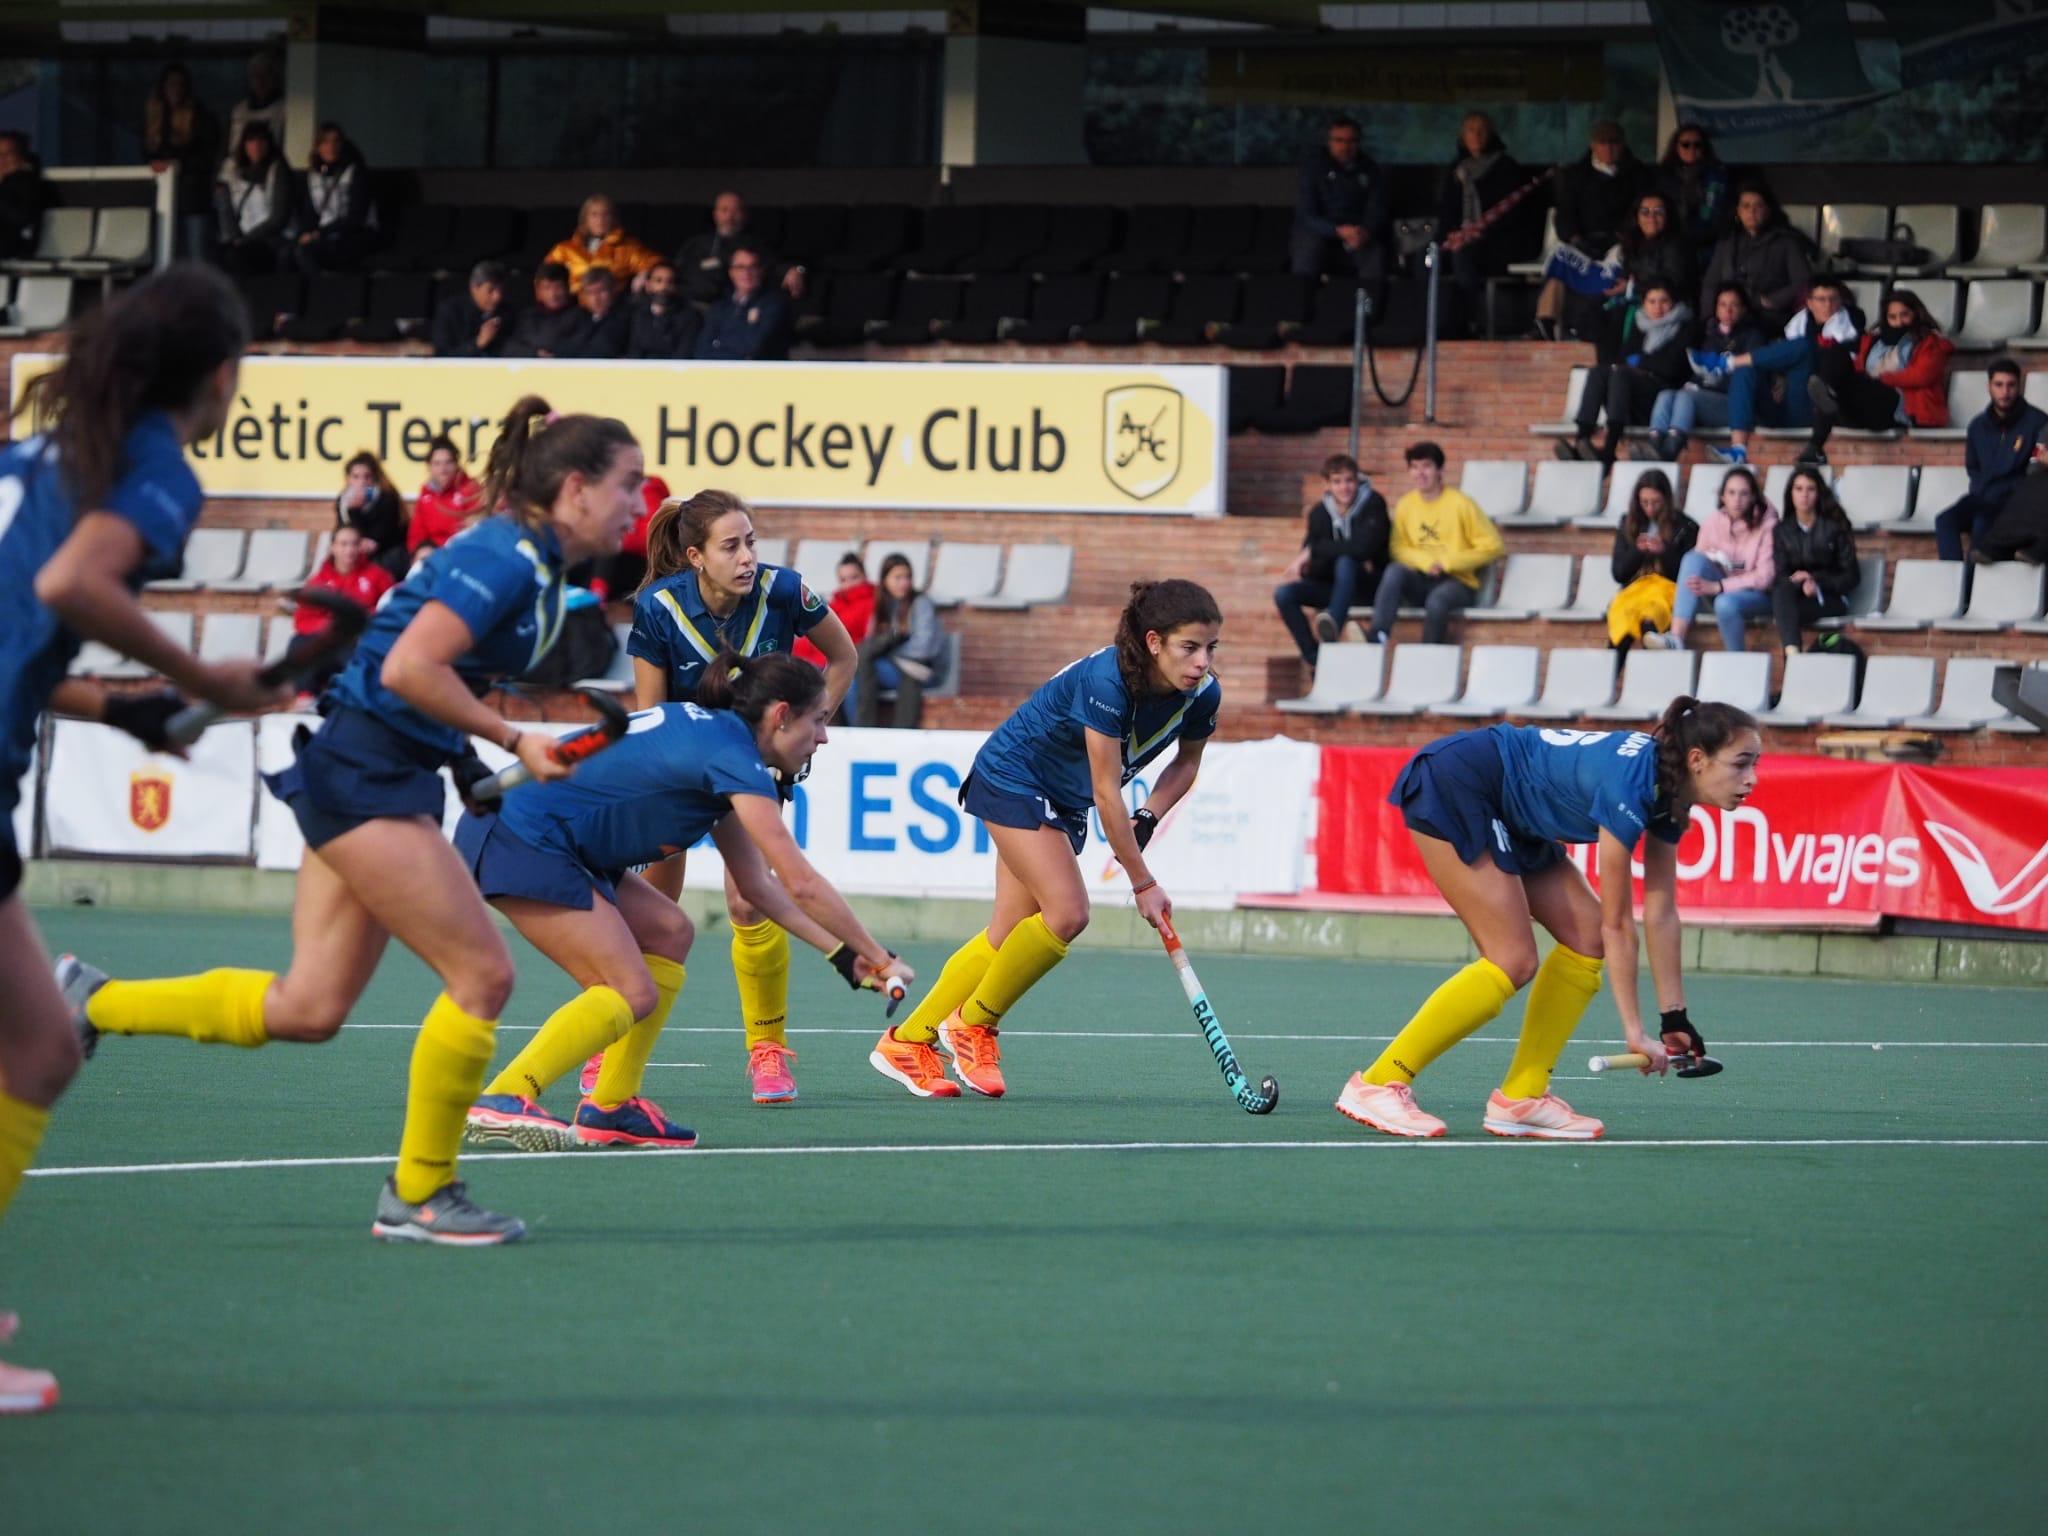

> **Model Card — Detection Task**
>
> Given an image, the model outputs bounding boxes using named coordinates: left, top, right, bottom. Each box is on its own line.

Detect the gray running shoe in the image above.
left=371, top=1179, right=526, bottom=1246
left=53, top=955, right=107, bottom=1060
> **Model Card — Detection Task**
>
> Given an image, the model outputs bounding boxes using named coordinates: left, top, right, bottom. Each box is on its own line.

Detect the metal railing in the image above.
left=1346, top=239, right=1441, bottom=459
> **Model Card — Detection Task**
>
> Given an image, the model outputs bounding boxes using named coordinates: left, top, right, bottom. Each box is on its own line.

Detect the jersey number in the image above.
left=1540, top=727, right=1650, bottom=758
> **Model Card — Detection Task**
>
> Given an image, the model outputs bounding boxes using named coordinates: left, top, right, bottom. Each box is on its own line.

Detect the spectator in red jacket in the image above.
left=407, top=435, right=482, bottom=562
left=796, top=553, right=876, bottom=669
left=1800, top=287, right=1954, bottom=464
left=288, top=525, right=396, bottom=699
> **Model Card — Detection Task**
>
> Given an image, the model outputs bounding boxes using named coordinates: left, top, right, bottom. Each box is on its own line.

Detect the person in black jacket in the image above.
left=0, top=132, right=48, bottom=261
left=1534, top=121, right=1647, bottom=340
left=1558, top=283, right=1695, bottom=467
left=1770, top=466, right=1861, bottom=651
left=506, top=261, right=584, bottom=357
left=1273, top=453, right=1391, bottom=665
left=1699, top=184, right=1811, bottom=335
left=293, top=121, right=374, bottom=274
left=1655, top=122, right=1732, bottom=261
left=430, top=261, right=511, bottom=357
left=1290, top=116, right=1391, bottom=310
left=1437, top=113, right=1533, bottom=316
left=1605, top=468, right=1696, bottom=651
left=675, top=189, right=805, bottom=307
left=626, top=261, right=702, bottom=359
left=693, top=246, right=791, bottom=360
left=553, top=265, right=631, bottom=359
left=333, top=450, right=411, bottom=579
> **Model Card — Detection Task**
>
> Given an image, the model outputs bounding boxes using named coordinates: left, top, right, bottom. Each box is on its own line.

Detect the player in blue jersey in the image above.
left=64, top=395, right=645, bottom=1246
left=602, top=489, right=858, bottom=1106
left=0, top=265, right=282, bottom=1413
left=454, top=652, right=913, bottom=1150
left=872, top=579, right=1223, bottom=1099
left=1335, top=696, right=1761, bottom=1141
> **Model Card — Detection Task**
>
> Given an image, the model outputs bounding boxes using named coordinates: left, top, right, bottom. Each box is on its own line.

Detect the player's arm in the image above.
left=380, top=601, right=565, bottom=783
left=806, top=610, right=857, bottom=716
left=1597, top=828, right=1667, bottom=1075
left=726, top=792, right=911, bottom=986
left=1641, top=835, right=1706, bottom=1061
left=1086, top=728, right=1170, bottom=929
left=1139, top=736, right=1207, bottom=823
left=632, top=657, right=668, bottom=710
left=48, top=677, right=190, bottom=754
left=710, top=813, right=841, bottom=954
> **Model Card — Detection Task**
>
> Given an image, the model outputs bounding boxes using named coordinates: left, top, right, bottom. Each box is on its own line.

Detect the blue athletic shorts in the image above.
left=453, top=811, right=618, bottom=910
left=262, top=706, right=448, bottom=850
left=960, top=771, right=1090, bottom=856
left=1388, top=730, right=1565, bottom=877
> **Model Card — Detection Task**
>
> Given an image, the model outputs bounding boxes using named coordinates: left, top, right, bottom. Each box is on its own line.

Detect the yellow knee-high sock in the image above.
left=486, top=986, right=633, bottom=1101
left=1501, top=945, right=1604, bottom=1100
left=731, top=919, right=790, bottom=1050
left=959, top=915, right=1068, bottom=1031
left=892, top=930, right=999, bottom=1045
left=594, top=956, right=685, bottom=1106
left=0, top=1092, right=52, bottom=1221
left=1364, top=958, right=1517, bottom=1086
left=85, top=970, right=273, bottom=1047
left=394, top=995, right=498, bottom=1204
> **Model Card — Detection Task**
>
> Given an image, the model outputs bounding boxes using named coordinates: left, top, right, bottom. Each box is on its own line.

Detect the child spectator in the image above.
left=407, top=436, right=482, bottom=563
left=1647, top=284, right=1761, bottom=461
left=855, top=554, right=948, bottom=729
left=213, top=121, right=291, bottom=275
left=1933, top=359, right=2048, bottom=561
left=143, top=64, right=219, bottom=259
left=1436, top=112, right=1532, bottom=317
left=507, top=262, right=583, bottom=357
left=1291, top=115, right=1391, bottom=311
left=1652, top=465, right=1776, bottom=652
left=693, top=245, right=791, bottom=360
left=334, top=450, right=409, bottom=578
left=1704, top=276, right=1859, bottom=464
left=1770, top=466, right=1861, bottom=652
left=1801, top=288, right=1953, bottom=464
left=293, top=122, right=374, bottom=274
left=1556, top=281, right=1695, bottom=468
left=1700, top=184, right=1811, bottom=335
left=553, top=266, right=630, bottom=358
left=1365, top=442, right=1503, bottom=644
left=1272, top=453, right=1390, bottom=666
left=627, top=261, right=701, bottom=359
left=1605, top=469, right=1696, bottom=651
left=431, top=261, right=512, bottom=357
left=542, top=194, right=661, bottom=294
left=289, top=525, right=396, bottom=699
left=1656, top=123, right=1730, bottom=259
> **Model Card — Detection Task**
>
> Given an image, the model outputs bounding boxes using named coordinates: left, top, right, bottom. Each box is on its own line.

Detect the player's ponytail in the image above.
left=638, top=487, right=753, bottom=591
left=1653, top=695, right=1758, bottom=807
left=1113, top=579, right=1222, bottom=696
left=15, top=261, right=248, bottom=511
left=695, top=649, right=823, bottom=723
left=481, top=394, right=637, bottom=528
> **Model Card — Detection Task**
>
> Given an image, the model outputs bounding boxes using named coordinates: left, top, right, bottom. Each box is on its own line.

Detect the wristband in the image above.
left=502, top=727, right=524, bottom=755
left=1130, top=877, right=1157, bottom=896
left=1660, top=1006, right=1706, bottom=1055
left=825, top=943, right=863, bottom=989
left=1132, top=808, right=1159, bottom=850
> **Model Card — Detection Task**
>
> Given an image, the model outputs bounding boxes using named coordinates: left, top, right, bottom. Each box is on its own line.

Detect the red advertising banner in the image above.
left=1315, top=743, right=2048, bottom=932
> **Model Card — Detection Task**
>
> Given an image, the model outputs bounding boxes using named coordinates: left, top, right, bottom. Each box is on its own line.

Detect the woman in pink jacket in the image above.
left=1651, top=465, right=1776, bottom=652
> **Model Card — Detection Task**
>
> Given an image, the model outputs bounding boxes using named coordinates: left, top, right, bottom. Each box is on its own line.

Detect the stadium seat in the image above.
left=1696, top=650, right=1772, bottom=712
left=1820, top=203, right=1888, bottom=265
left=1506, top=208, right=1560, bottom=280
left=2, top=207, right=93, bottom=273
left=868, top=275, right=964, bottom=344
left=1840, top=277, right=1887, bottom=332
left=1538, top=556, right=1619, bottom=622
left=1857, top=559, right=1966, bottom=629
left=1835, top=465, right=1913, bottom=529
left=1466, top=554, right=1573, bottom=621
left=2008, top=296, right=2048, bottom=351
left=1093, top=206, right=1190, bottom=275
left=1821, top=654, right=1937, bottom=727
left=1904, top=465, right=1971, bottom=532
left=146, top=528, right=245, bottom=592
left=1033, top=205, right=1119, bottom=274
left=863, top=538, right=933, bottom=590
left=1781, top=203, right=1820, bottom=246
left=934, top=273, right=1031, bottom=344
left=1353, top=643, right=1462, bottom=716
left=218, top=530, right=312, bottom=593
left=1178, top=205, right=1259, bottom=275
left=1756, top=652, right=1857, bottom=726
left=196, top=612, right=262, bottom=664
left=791, top=539, right=849, bottom=595
left=1881, top=203, right=1961, bottom=273
left=1815, top=553, right=1887, bottom=629
left=1904, top=277, right=1961, bottom=333
left=781, top=205, right=849, bottom=268
left=1518, top=647, right=1618, bottom=719
left=1580, top=461, right=1681, bottom=529
left=71, top=207, right=154, bottom=282
left=820, top=203, right=912, bottom=274
left=1225, top=365, right=1285, bottom=434
left=1275, top=642, right=1385, bottom=715
left=1073, top=273, right=1171, bottom=343
left=966, top=205, right=1051, bottom=274
left=926, top=542, right=1003, bottom=607
left=1007, top=273, right=1105, bottom=343
left=1431, top=644, right=1539, bottom=718
left=440, top=206, right=521, bottom=272
left=1920, top=372, right=1992, bottom=445
left=351, top=273, right=435, bottom=343
left=1526, top=459, right=1602, bottom=526
left=1936, top=562, right=2046, bottom=631
left=1527, top=367, right=1589, bottom=437
left=1587, top=649, right=1697, bottom=721
left=1951, top=279, right=2037, bottom=349
left=1244, top=364, right=1351, bottom=433
left=1902, top=658, right=2022, bottom=730
left=280, top=273, right=368, bottom=343
left=972, top=544, right=1072, bottom=609
left=373, top=205, right=456, bottom=273
left=894, top=206, right=986, bottom=274
left=1145, top=274, right=1240, bottom=345
left=262, top=617, right=294, bottom=665
left=575, top=623, right=636, bottom=695
left=810, top=271, right=899, bottom=346
left=1240, top=206, right=1294, bottom=274
left=1460, top=460, right=1531, bottom=524
left=236, top=272, right=300, bottom=341
left=753, top=537, right=790, bottom=568
left=101, top=611, right=195, bottom=679
left=1293, top=278, right=1364, bottom=346
left=1956, top=204, right=2048, bottom=277
left=1217, top=274, right=1313, bottom=348
left=0, top=274, right=72, bottom=335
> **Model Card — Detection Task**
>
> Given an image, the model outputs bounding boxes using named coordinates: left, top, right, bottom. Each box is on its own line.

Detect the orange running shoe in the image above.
left=578, top=1053, right=604, bottom=1097
left=938, top=1019, right=1006, bottom=1098
left=0, top=1313, right=57, bottom=1416
left=748, top=1040, right=798, bottom=1104
left=1482, top=1088, right=1604, bottom=1141
left=868, top=1028, right=961, bottom=1098
left=1334, top=1074, right=1446, bottom=1138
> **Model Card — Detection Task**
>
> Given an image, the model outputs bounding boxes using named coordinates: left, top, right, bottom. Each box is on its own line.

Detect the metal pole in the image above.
left=1348, top=286, right=1366, bottom=460
left=1423, top=241, right=1441, bottom=425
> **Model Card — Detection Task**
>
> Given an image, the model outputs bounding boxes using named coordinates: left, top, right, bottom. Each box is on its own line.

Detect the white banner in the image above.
left=13, top=735, right=36, bottom=858
left=44, top=720, right=256, bottom=858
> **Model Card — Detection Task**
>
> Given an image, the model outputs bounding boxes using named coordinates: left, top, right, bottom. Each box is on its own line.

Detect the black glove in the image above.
left=827, top=943, right=897, bottom=992
left=1660, top=1007, right=1706, bottom=1058
left=101, top=689, right=185, bottom=753
left=1132, top=808, right=1159, bottom=850
left=451, top=750, right=495, bottom=816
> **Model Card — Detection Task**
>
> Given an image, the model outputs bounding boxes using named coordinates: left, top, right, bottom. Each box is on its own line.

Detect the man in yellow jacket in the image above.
left=1365, top=441, right=1505, bottom=643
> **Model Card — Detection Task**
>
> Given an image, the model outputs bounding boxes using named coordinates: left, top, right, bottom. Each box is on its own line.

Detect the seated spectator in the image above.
left=552, top=266, right=630, bottom=359
left=1656, top=122, right=1731, bottom=260
left=1533, top=121, right=1647, bottom=341
left=1437, top=112, right=1534, bottom=316
left=1801, top=288, right=1953, bottom=464
left=1611, top=193, right=1694, bottom=325
left=627, top=261, right=702, bottom=359
left=226, top=46, right=285, bottom=149
left=1700, top=184, right=1810, bottom=336
left=694, top=245, right=791, bottom=361
left=1652, top=465, right=1776, bottom=652
left=431, top=260, right=512, bottom=358
left=1771, top=466, right=1861, bottom=653
left=1272, top=453, right=1390, bottom=667
left=289, top=525, right=396, bottom=699
left=1605, top=469, right=1697, bottom=652
left=1556, top=281, right=1695, bottom=468
left=1292, top=116, right=1391, bottom=310
left=334, top=450, right=409, bottom=578
left=676, top=189, right=805, bottom=307
left=408, top=436, right=483, bottom=563
left=213, top=121, right=292, bottom=275
left=1933, top=358, right=2048, bottom=561
left=855, top=554, right=948, bottom=729
left=1365, top=442, right=1503, bottom=644
left=507, top=262, right=583, bottom=357
left=143, top=64, right=219, bottom=259
left=1703, top=276, right=1859, bottom=464
left=1974, top=464, right=2048, bottom=566
left=293, top=121, right=374, bottom=274
left=800, top=552, right=878, bottom=719
left=0, top=132, right=48, bottom=261
left=542, top=194, right=661, bottom=294
left=1647, top=284, right=1762, bottom=460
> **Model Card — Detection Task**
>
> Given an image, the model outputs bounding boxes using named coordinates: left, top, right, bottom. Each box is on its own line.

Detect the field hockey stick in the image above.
left=1589, top=1051, right=1725, bottom=1079
left=1157, top=915, right=1277, bottom=1114
left=468, top=688, right=632, bottom=802
left=163, top=588, right=368, bottom=747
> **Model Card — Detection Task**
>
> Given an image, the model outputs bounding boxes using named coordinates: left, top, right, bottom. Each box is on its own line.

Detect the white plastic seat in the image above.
left=752, top=536, right=790, bottom=568
left=1764, top=462, right=1833, bottom=512
left=0, top=274, right=72, bottom=335
left=1460, top=460, right=1531, bottom=524
left=926, top=542, right=1003, bottom=606
left=1353, top=643, right=1462, bottom=716
left=1952, top=205, right=2048, bottom=277
left=791, top=538, right=852, bottom=596
left=1781, top=204, right=1819, bottom=246
left=575, top=622, right=636, bottom=694
left=1857, top=559, right=1966, bottom=630
left=74, top=207, right=154, bottom=273
left=1936, top=562, right=2046, bottom=632
left=1952, top=280, right=2036, bottom=350
left=1842, top=277, right=1887, bottom=330
left=146, top=527, right=245, bottom=592
left=1917, top=373, right=1989, bottom=444
left=971, top=544, right=1072, bottom=610
left=1905, top=465, right=1971, bottom=532
left=1696, top=650, right=1772, bottom=712
left=1466, top=554, right=1573, bottom=621
left=2010, top=290, right=2048, bottom=351
left=1820, top=203, right=1889, bottom=264
left=1539, top=556, right=1619, bottom=622
left=1902, top=658, right=2020, bottom=731
left=1506, top=209, right=1560, bottom=278
left=1883, top=204, right=1960, bottom=273
left=1756, top=653, right=1857, bottom=726
left=1902, top=277, right=1960, bottom=334
left=1821, top=654, right=1937, bottom=727
left=69, top=639, right=128, bottom=677
left=1431, top=645, right=1539, bottom=718
left=1684, top=462, right=1739, bottom=524
left=215, top=529, right=311, bottom=592
left=1529, top=368, right=1589, bottom=437
left=1815, top=554, right=1886, bottom=630
left=1275, top=642, right=1385, bottom=715
left=863, top=538, right=933, bottom=591
left=1518, top=647, right=1618, bottom=719
left=1527, top=459, right=1603, bottom=524
left=263, top=618, right=295, bottom=665
left=1577, top=461, right=1679, bottom=530
left=96, top=611, right=196, bottom=679
left=3, top=207, right=94, bottom=272
left=196, top=612, right=261, bottom=664
left=1835, top=465, right=1913, bottom=530
left=1586, top=649, right=1697, bottom=722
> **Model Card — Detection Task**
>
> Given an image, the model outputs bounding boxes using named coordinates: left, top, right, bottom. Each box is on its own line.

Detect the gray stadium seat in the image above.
left=1952, top=279, right=2036, bottom=350
left=1528, top=367, right=1588, bottom=438
left=87, top=611, right=196, bottom=679
left=1507, top=208, right=1559, bottom=279
left=1815, top=553, right=1886, bottom=630
left=972, top=544, right=1072, bottom=609
left=1764, top=462, right=1832, bottom=511
left=1275, top=642, right=1385, bottom=714
left=753, top=537, right=790, bottom=568
left=1430, top=644, right=1539, bottom=718
left=1821, top=654, right=1937, bottom=727
left=926, top=542, right=1003, bottom=607
left=2010, top=294, right=2048, bottom=351
left=216, top=529, right=311, bottom=592
left=1580, top=461, right=1680, bottom=530
left=1684, top=462, right=1739, bottom=523
left=1904, top=465, right=1971, bottom=533
left=790, top=538, right=851, bottom=595
left=1857, top=559, right=1966, bottom=629
left=1820, top=203, right=1888, bottom=265
left=576, top=622, right=636, bottom=694
left=1587, top=648, right=1697, bottom=721
left=1518, top=647, right=1617, bottom=720
left=1353, top=643, right=1462, bottom=716
left=1781, top=203, right=1819, bottom=245
left=146, top=527, right=245, bottom=592
left=196, top=613, right=261, bottom=663
left=3, top=207, right=93, bottom=273
left=1527, top=459, right=1603, bottom=525
left=1460, top=460, right=1530, bottom=524
left=1756, top=653, right=1857, bottom=726
left=1936, top=562, right=2046, bottom=631
left=1466, top=553, right=1573, bottom=621
left=0, top=274, right=72, bottom=335
left=263, top=618, right=295, bottom=665
left=1902, top=658, right=2021, bottom=731
left=1835, top=466, right=1912, bottom=530
left=1952, top=204, right=2048, bottom=277
left=1918, top=374, right=1988, bottom=443
left=1538, top=556, right=1618, bottom=622
left=1883, top=203, right=1960, bottom=273
left=863, top=538, right=933, bottom=591
left=1904, top=277, right=1961, bottom=334
left=1696, top=650, right=1771, bottom=712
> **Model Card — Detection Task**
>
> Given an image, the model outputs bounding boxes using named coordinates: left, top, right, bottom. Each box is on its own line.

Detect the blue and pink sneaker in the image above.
left=464, top=1094, right=577, bottom=1152
left=574, top=1096, right=698, bottom=1150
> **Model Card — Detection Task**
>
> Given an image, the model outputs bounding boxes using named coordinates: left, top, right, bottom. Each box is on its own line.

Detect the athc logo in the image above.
left=1103, top=384, right=1183, bottom=501
left=1923, top=822, right=2048, bottom=916
left=129, top=770, right=172, bottom=833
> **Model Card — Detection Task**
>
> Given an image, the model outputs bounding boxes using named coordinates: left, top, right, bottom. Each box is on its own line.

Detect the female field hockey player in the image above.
left=1335, top=697, right=1761, bottom=1141
left=0, top=264, right=283, bottom=1412
left=608, top=490, right=857, bottom=1105
left=872, top=579, right=1222, bottom=1100
left=61, top=395, right=645, bottom=1246
left=458, top=652, right=914, bottom=1150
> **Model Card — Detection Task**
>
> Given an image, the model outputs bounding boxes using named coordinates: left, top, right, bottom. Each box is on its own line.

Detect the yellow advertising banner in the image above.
left=9, top=355, right=1228, bottom=515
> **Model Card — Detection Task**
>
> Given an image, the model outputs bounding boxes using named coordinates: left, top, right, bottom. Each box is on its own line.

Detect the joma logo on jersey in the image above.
left=129, top=771, right=173, bottom=833
left=1103, top=385, right=1183, bottom=501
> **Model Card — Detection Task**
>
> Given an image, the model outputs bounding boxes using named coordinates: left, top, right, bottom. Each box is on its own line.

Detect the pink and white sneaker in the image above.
left=0, top=1313, right=57, bottom=1416
left=1482, top=1089, right=1605, bottom=1141
left=1334, top=1074, right=1447, bottom=1138
left=578, top=1053, right=604, bottom=1097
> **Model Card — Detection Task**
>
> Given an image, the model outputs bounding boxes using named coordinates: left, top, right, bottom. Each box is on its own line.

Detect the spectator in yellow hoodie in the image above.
left=1365, top=441, right=1504, bottom=643
left=543, top=194, right=662, bottom=294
